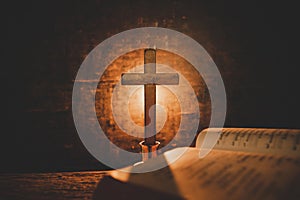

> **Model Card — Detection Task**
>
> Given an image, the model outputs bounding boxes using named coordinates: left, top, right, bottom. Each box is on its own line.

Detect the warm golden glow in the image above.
left=128, top=87, right=144, bottom=127
left=128, top=86, right=181, bottom=129
left=95, top=49, right=211, bottom=152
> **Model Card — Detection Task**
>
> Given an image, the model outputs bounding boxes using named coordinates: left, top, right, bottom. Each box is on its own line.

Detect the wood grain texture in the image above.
left=0, top=171, right=106, bottom=200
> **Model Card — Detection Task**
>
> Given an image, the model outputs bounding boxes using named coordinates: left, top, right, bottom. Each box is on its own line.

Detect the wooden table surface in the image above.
left=0, top=171, right=107, bottom=200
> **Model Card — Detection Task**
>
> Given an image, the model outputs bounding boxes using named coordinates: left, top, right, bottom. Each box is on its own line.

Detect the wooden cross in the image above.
left=121, top=49, right=179, bottom=147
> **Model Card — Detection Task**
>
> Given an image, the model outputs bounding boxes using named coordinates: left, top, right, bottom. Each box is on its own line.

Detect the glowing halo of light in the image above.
left=72, top=27, right=226, bottom=173
left=113, top=85, right=168, bottom=138
left=111, top=64, right=192, bottom=139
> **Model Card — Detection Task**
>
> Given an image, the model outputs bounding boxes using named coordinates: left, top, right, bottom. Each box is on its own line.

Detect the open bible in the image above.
left=93, top=128, right=300, bottom=200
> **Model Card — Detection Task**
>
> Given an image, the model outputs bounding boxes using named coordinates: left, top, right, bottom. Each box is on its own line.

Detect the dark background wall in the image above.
left=2, top=0, right=300, bottom=172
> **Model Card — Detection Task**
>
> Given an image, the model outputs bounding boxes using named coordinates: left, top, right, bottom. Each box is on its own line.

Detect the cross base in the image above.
left=139, top=140, right=160, bottom=161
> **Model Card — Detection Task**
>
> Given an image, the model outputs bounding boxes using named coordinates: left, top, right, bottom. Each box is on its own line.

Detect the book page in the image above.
left=110, top=148, right=300, bottom=200
left=109, top=128, right=300, bottom=200
left=197, top=128, right=300, bottom=156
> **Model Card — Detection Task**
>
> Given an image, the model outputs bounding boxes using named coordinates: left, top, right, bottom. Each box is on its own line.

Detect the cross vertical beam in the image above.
left=144, top=49, right=156, bottom=145
left=121, top=48, right=179, bottom=149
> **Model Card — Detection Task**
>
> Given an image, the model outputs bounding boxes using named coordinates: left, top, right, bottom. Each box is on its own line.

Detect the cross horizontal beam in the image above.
left=121, top=73, right=179, bottom=85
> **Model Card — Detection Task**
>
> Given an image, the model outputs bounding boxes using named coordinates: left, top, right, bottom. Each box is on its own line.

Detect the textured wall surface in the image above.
left=2, top=0, right=300, bottom=172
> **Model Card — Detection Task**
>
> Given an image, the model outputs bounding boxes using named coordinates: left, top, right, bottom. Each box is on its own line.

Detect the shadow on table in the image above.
left=92, top=155, right=183, bottom=200
left=92, top=176, right=183, bottom=200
